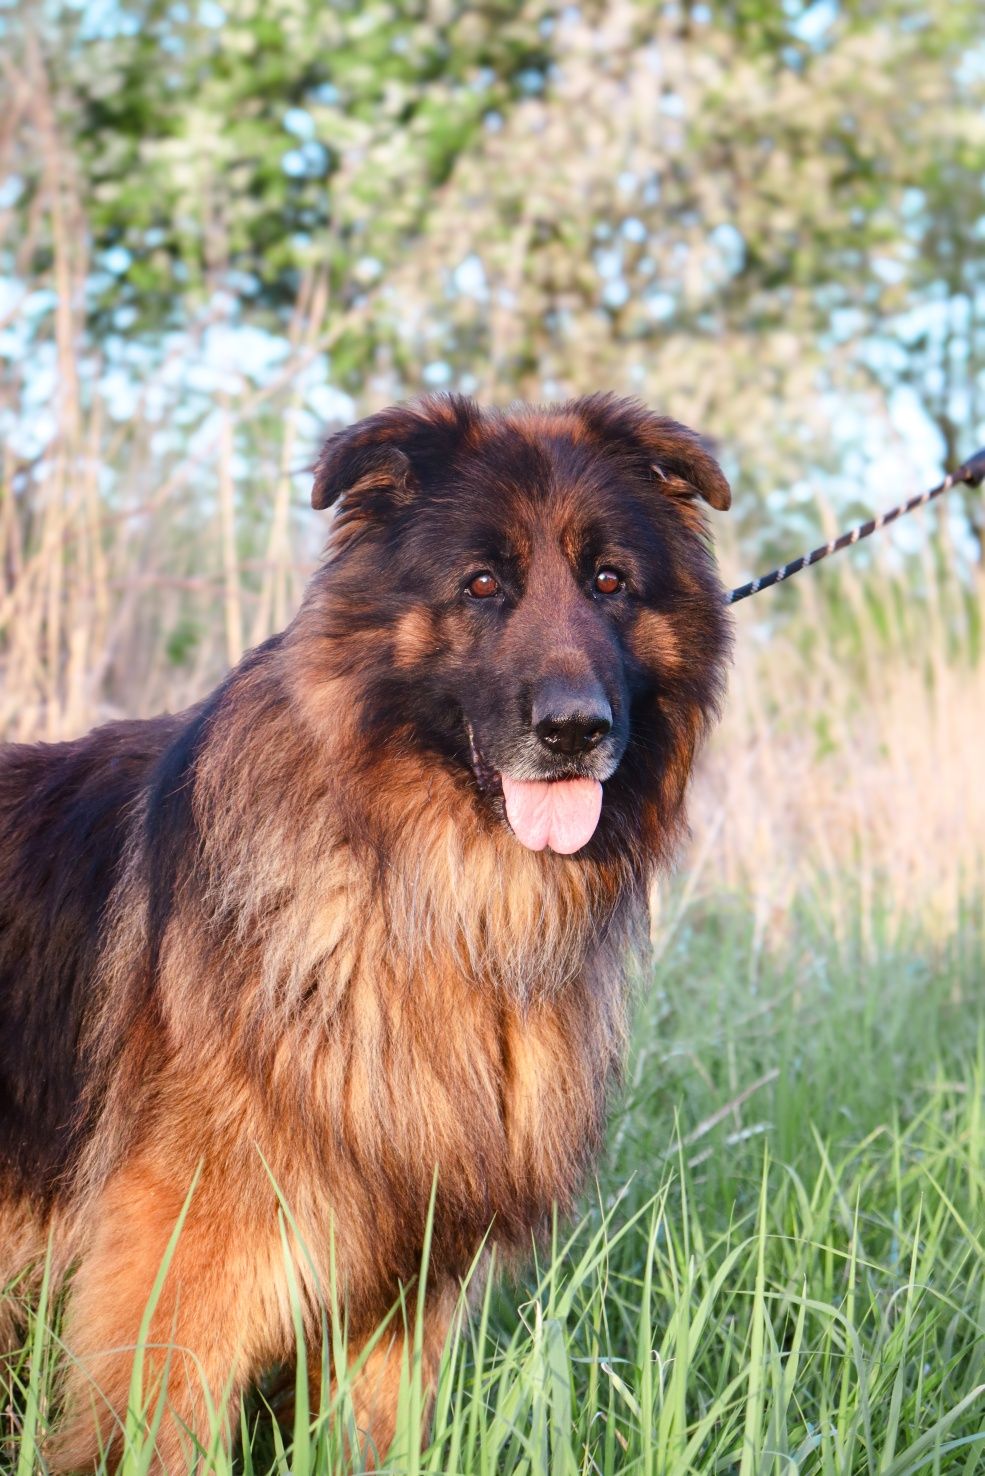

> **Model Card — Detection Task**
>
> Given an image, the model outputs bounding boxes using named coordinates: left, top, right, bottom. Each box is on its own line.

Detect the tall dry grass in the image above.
left=691, top=526, right=985, bottom=952
left=1, top=42, right=372, bottom=737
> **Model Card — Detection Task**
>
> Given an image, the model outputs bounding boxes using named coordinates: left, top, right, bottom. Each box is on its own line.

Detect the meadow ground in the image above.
left=3, top=885, right=984, bottom=1475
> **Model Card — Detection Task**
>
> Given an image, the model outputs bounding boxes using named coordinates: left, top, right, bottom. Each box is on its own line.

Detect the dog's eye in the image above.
left=466, top=572, right=500, bottom=599
left=594, top=568, right=624, bottom=596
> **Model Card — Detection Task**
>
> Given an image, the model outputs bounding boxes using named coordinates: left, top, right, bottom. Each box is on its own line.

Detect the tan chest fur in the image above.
left=247, top=935, right=631, bottom=1325
left=74, top=703, right=645, bottom=1335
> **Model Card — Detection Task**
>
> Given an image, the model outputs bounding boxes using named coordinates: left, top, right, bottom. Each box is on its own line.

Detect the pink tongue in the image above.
left=500, top=776, right=603, bottom=855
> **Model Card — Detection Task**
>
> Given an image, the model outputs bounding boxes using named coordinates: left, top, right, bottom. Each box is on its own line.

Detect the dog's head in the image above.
left=302, top=393, right=732, bottom=863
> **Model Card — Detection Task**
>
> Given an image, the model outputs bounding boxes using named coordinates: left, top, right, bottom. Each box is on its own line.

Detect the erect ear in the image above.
left=567, top=393, right=731, bottom=511
left=311, top=395, right=480, bottom=513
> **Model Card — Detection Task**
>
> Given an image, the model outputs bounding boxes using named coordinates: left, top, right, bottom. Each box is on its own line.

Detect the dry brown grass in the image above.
left=686, top=528, right=985, bottom=954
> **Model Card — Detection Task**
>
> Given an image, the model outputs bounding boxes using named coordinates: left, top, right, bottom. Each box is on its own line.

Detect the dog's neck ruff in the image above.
left=377, top=799, right=646, bottom=1003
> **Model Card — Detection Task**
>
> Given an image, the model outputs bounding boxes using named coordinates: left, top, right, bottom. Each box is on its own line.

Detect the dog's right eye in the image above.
left=465, top=572, right=500, bottom=599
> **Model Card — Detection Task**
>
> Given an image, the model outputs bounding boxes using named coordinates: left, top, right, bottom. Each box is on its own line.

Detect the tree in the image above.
left=26, top=0, right=554, bottom=340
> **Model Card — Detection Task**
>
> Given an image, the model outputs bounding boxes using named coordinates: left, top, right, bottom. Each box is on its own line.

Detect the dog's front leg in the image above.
left=49, top=1154, right=284, bottom=1475
left=305, top=1278, right=459, bottom=1470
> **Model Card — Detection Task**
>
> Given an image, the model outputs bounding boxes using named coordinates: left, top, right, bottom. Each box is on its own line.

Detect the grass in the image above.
left=4, top=891, right=984, bottom=1475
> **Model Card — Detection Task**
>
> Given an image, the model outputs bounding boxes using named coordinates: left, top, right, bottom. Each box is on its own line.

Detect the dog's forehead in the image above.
left=429, top=419, right=644, bottom=537
left=393, top=410, right=672, bottom=575
left=416, top=477, right=632, bottom=568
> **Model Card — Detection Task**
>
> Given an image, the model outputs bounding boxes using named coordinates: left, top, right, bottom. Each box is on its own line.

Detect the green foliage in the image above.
left=164, top=613, right=201, bottom=667
left=35, top=0, right=554, bottom=337
left=4, top=0, right=985, bottom=540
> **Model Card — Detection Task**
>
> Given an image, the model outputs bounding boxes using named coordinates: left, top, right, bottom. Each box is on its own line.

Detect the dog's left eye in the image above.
left=466, top=572, right=500, bottom=599
left=594, top=568, right=624, bottom=595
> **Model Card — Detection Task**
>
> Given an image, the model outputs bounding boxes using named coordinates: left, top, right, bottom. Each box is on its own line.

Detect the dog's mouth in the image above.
left=465, top=721, right=501, bottom=797
left=464, top=722, right=603, bottom=856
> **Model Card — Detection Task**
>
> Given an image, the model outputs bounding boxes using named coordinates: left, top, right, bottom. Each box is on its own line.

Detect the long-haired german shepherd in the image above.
left=0, top=393, right=731, bottom=1470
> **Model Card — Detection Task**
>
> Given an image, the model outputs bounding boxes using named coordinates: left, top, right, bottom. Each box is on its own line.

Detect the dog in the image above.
left=0, top=393, right=731, bottom=1470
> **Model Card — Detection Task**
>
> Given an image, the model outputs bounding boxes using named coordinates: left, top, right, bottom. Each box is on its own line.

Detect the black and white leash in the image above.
left=726, top=447, right=985, bottom=606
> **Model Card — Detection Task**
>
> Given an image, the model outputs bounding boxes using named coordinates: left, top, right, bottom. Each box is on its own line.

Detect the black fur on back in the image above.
left=0, top=637, right=286, bottom=1203
left=0, top=719, right=183, bottom=1198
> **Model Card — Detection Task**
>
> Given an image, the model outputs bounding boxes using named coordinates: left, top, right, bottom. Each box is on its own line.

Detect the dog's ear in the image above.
left=312, top=410, right=415, bottom=512
left=568, top=393, right=731, bottom=511
left=312, top=396, right=480, bottom=514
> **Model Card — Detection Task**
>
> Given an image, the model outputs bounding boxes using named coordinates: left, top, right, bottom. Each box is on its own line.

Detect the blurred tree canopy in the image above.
left=3, top=0, right=985, bottom=531
left=43, top=0, right=555, bottom=333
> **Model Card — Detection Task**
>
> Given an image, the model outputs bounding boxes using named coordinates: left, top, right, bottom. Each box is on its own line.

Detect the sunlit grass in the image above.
left=3, top=892, right=984, bottom=1475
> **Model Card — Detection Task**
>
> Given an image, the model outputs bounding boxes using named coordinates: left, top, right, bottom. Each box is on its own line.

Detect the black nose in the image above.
left=533, top=681, right=613, bottom=758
